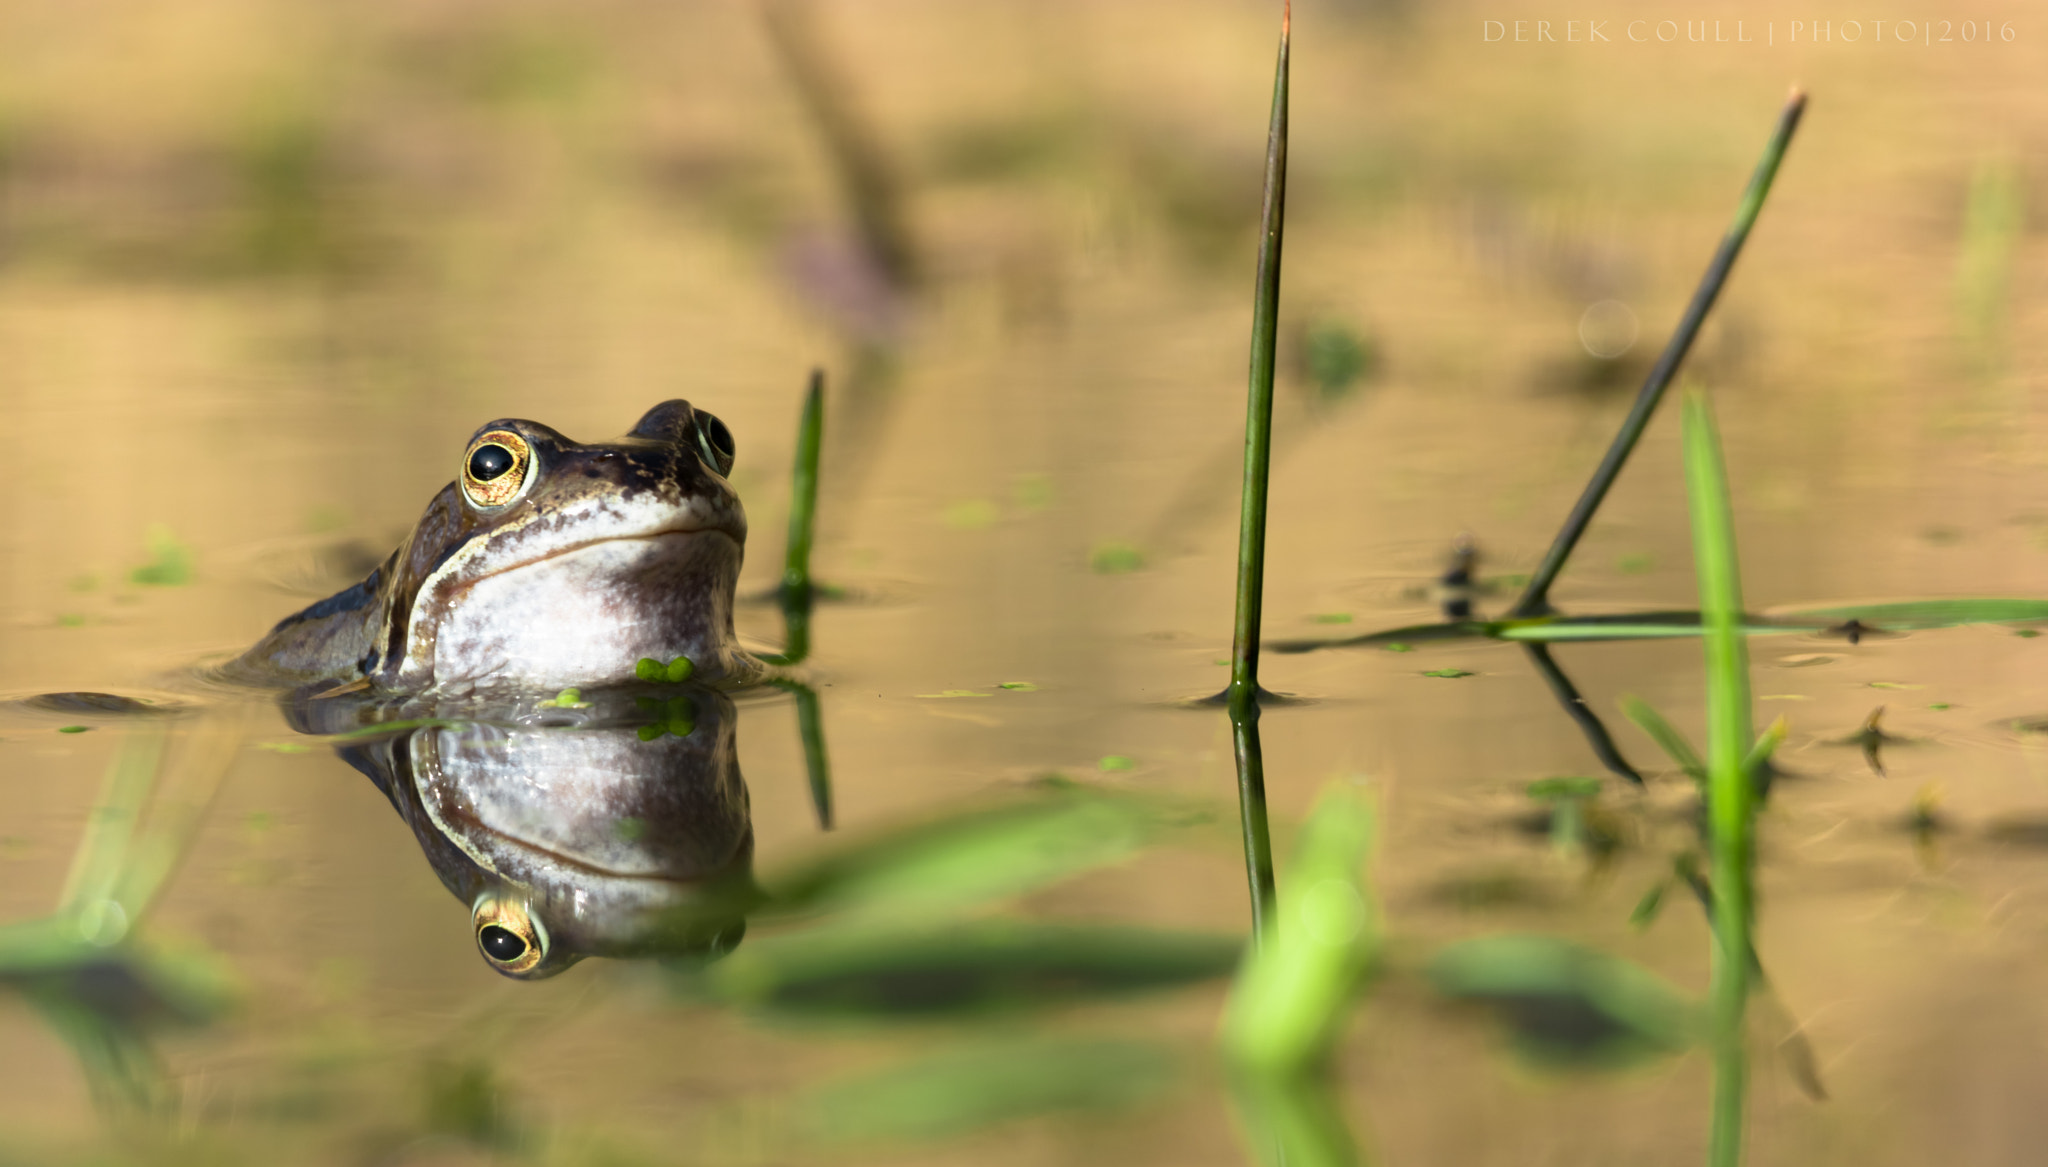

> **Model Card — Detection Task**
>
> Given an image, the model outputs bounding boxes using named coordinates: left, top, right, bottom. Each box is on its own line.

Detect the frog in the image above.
left=229, top=400, right=762, bottom=693
left=292, top=684, right=756, bottom=978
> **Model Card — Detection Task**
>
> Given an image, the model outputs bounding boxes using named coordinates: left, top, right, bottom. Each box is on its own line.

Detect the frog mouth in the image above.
left=461, top=525, right=742, bottom=589
left=438, top=802, right=735, bottom=885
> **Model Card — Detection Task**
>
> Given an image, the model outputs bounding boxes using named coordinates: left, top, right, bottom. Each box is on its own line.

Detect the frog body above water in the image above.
left=231, top=400, right=758, bottom=693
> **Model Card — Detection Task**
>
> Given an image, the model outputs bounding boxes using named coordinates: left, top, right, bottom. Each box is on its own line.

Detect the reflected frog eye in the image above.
left=472, top=892, right=548, bottom=976
left=461, top=430, right=534, bottom=509
left=694, top=412, right=735, bottom=477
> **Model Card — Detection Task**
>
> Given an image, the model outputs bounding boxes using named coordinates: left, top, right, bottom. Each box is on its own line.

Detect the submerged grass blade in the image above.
left=1682, top=390, right=1757, bottom=1167
left=1226, top=0, right=1291, bottom=941
left=1512, top=90, right=1806, bottom=618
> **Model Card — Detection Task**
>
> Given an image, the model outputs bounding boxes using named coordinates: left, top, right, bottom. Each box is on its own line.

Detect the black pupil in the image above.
left=700, top=416, right=734, bottom=459
left=469, top=444, right=515, bottom=482
left=479, top=924, right=528, bottom=962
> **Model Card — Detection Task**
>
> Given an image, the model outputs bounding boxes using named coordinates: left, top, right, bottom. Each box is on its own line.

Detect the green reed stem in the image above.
left=1681, top=390, right=1756, bottom=1167
left=1227, top=0, right=1290, bottom=939
left=762, top=369, right=825, bottom=668
left=1512, top=90, right=1806, bottom=619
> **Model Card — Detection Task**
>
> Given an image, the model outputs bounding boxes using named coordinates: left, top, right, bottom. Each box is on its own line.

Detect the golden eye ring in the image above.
left=461, top=430, right=534, bottom=509
left=472, top=893, right=548, bottom=976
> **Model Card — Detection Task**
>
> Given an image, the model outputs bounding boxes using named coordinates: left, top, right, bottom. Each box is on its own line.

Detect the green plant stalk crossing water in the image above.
left=1225, top=0, right=1290, bottom=942
left=1682, top=390, right=1756, bottom=1167
left=1512, top=91, right=1806, bottom=618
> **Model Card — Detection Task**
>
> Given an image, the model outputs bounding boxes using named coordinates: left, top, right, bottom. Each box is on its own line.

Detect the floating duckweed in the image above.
left=1099, top=755, right=1135, bottom=772
left=130, top=524, right=194, bottom=586
left=1302, top=319, right=1376, bottom=402
left=1012, top=474, right=1054, bottom=512
left=635, top=656, right=695, bottom=684
left=1383, top=642, right=1414, bottom=653
left=917, top=689, right=989, bottom=699
left=2018, top=629, right=2042, bottom=639
left=1422, top=668, right=1474, bottom=679
left=1930, top=702, right=1953, bottom=711
left=943, top=499, right=1000, bottom=531
left=540, top=687, right=592, bottom=709
left=56, top=726, right=91, bottom=734
left=1090, top=542, right=1146, bottom=574
left=257, top=741, right=311, bottom=754
left=1310, top=613, right=1353, bottom=624
left=998, top=681, right=1038, bottom=691
left=1526, top=776, right=1602, bottom=801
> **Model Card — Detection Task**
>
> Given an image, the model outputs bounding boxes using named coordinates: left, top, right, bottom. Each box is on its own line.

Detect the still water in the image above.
left=2, top=1, right=2046, bottom=1163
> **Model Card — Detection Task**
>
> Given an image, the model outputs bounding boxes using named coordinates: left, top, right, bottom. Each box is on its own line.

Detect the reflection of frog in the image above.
left=230, top=400, right=760, bottom=693
left=290, top=685, right=756, bottom=978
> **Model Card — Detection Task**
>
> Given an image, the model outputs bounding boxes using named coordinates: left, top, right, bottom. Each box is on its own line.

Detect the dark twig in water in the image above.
left=1224, top=1, right=1291, bottom=942
left=1511, top=90, right=1807, bottom=619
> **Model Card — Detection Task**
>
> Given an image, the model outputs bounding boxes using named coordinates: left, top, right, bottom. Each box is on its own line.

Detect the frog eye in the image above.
left=472, top=892, right=548, bottom=977
left=693, top=412, right=735, bottom=477
left=461, top=430, right=534, bottom=509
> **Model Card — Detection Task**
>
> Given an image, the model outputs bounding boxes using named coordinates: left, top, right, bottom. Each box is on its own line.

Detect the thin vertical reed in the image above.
left=1227, top=0, right=1291, bottom=939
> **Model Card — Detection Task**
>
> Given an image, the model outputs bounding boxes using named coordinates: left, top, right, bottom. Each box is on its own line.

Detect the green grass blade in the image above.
left=1221, top=781, right=1378, bottom=1074
left=1227, top=1068, right=1361, bottom=1167
left=784, top=368, right=825, bottom=603
left=1682, top=389, right=1756, bottom=1167
left=1513, top=90, right=1806, bottom=618
left=1619, top=696, right=1707, bottom=787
